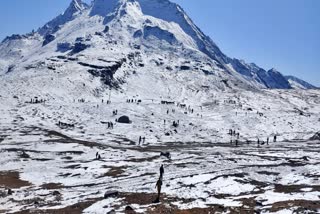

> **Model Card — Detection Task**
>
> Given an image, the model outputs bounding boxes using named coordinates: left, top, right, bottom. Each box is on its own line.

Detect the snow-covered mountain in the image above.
left=285, top=75, right=318, bottom=89
left=229, top=59, right=293, bottom=89
left=1, top=2, right=320, bottom=212
left=38, top=0, right=89, bottom=36
left=0, top=0, right=316, bottom=98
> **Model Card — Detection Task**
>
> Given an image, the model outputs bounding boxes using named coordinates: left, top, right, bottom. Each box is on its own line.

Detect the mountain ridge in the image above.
left=0, top=0, right=316, bottom=92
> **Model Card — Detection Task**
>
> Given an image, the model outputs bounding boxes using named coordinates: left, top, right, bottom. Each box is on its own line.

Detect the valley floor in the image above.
left=0, top=89, right=319, bottom=213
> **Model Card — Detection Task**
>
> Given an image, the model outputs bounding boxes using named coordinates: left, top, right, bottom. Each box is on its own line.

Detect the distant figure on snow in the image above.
left=155, top=177, right=163, bottom=201
left=96, top=152, right=101, bottom=160
left=160, top=165, right=164, bottom=179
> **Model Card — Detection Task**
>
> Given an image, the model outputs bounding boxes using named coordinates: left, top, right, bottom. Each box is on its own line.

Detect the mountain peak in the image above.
left=63, top=0, right=88, bottom=18
left=268, top=68, right=280, bottom=73
left=0, top=0, right=314, bottom=91
left=69, top=0, right=88, bottom=12
left=38, top=0, right=88, bottom=36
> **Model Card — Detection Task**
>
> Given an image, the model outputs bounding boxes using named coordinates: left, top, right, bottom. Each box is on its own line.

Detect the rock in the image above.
left=7, top=188, right=13, bottom=195
left=310, top=132, right=320, bottom=141
left=180, top=65, right=190, bottom=70
left=160, top=152, right=171, bottom=159
left=133, top=30, right=142, bottom=38
left=104, top=26, right=110, bottom=33
left=104, top=191, right=119, bottom=199
left=52, top=191, right=61, bottom=196
left=0, top=191, right=6, bottom=198
left=125, top=205, right=136, bottom=213
left=20, top=151, right=30, bottom=159
left=256, top=201, right=263, bottom=207
left=107, top=209, right=116, bottom=214
left=117, top=116, right=131, bottom=124
left=152, top=198, right=160, bottom=203
left=125, top=206, right=134, bottom=211
left=57, top=42, right=73, bottom=52
left=43, top=34, right=55, bottom=46
left=72, top=42, right=89, bottom=54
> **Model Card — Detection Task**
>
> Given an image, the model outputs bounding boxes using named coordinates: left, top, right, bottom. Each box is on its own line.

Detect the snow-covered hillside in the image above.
left=285, top=75, right=318, bottom=89
left=0, top=0, right=319, bottom=213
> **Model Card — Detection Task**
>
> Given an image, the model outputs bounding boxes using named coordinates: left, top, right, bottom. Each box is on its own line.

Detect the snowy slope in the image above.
left=230, top=59, right=293, bottom=89
left=38, top=0, right=89, bottom=36
left=0, top=1, right=320, bottom=213
left=0, top=0, right=311, bottom=91
left=285, top=75, right=318, bottom=89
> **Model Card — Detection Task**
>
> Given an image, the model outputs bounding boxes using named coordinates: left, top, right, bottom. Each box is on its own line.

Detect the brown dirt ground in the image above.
left=12, top=198, right=103, bottom=214
left=99, top=166, right=127, bottom=178
left=40, top=183, right=65, bottom=190
left=270, top=200, right=320, bottom=213
left=274, top=184, right=320, bottom=193
left=0, top=171, right=32, bottom=189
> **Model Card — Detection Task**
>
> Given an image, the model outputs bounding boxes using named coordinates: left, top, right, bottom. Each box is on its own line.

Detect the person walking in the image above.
left=160, top=165, right=164, bottom=179
left=155, top=177, right=163, bottom=201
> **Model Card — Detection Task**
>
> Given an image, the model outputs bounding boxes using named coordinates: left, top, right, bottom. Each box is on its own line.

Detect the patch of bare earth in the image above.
left=40, top=183, right=64, bottom=190
left=147, top=204, right=256, bottom=214
left=117, top=192, right=255, bottom=214
left=12, top=198, right=103, bottom=214
left=270, top=200, right=320, bottom=213
left=98, top=166, right=127, bottom=178
left=0, top=171, right=31, bottom=189
left=274, top=184, right=320, bottom=193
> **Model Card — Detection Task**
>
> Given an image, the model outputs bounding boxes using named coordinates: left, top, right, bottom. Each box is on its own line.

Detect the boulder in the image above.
left=310, top=132, right=320, bottom=141
left=125, top=206, right=135, bottom=213
left=104, top=191, right=119, bottom=199
left=180, top=65, right=190, bottom=70
left=104, top=26, right=110, bottom=33
left=52, top=191, right=61, bottom=196
left=0, top=190, right=6, bottom=198
left=107, top=210, right=116, bottom=214
left=125, top=206, right=134, bottom=211
left=20, top=151, right=30, bottom=159
left=117, top=116, right=131, bottom=124
left=152, top=198, right=160, bottom=203
left=7, top=188, right=13, bottom=195
left=160, top=152, right=171, bottom=159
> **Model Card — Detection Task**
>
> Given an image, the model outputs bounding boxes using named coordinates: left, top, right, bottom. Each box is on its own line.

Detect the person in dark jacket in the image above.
left=160, top=165, right=164, bottom=179
left=155, top=177, right=163, bottom=201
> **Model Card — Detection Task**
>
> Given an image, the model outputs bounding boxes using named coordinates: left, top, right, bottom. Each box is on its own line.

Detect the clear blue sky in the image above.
left=0, top=0, right=319, bottom=86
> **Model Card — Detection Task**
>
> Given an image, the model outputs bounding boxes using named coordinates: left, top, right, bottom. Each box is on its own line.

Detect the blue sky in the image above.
left=0, top=0, right=319, bottom=86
